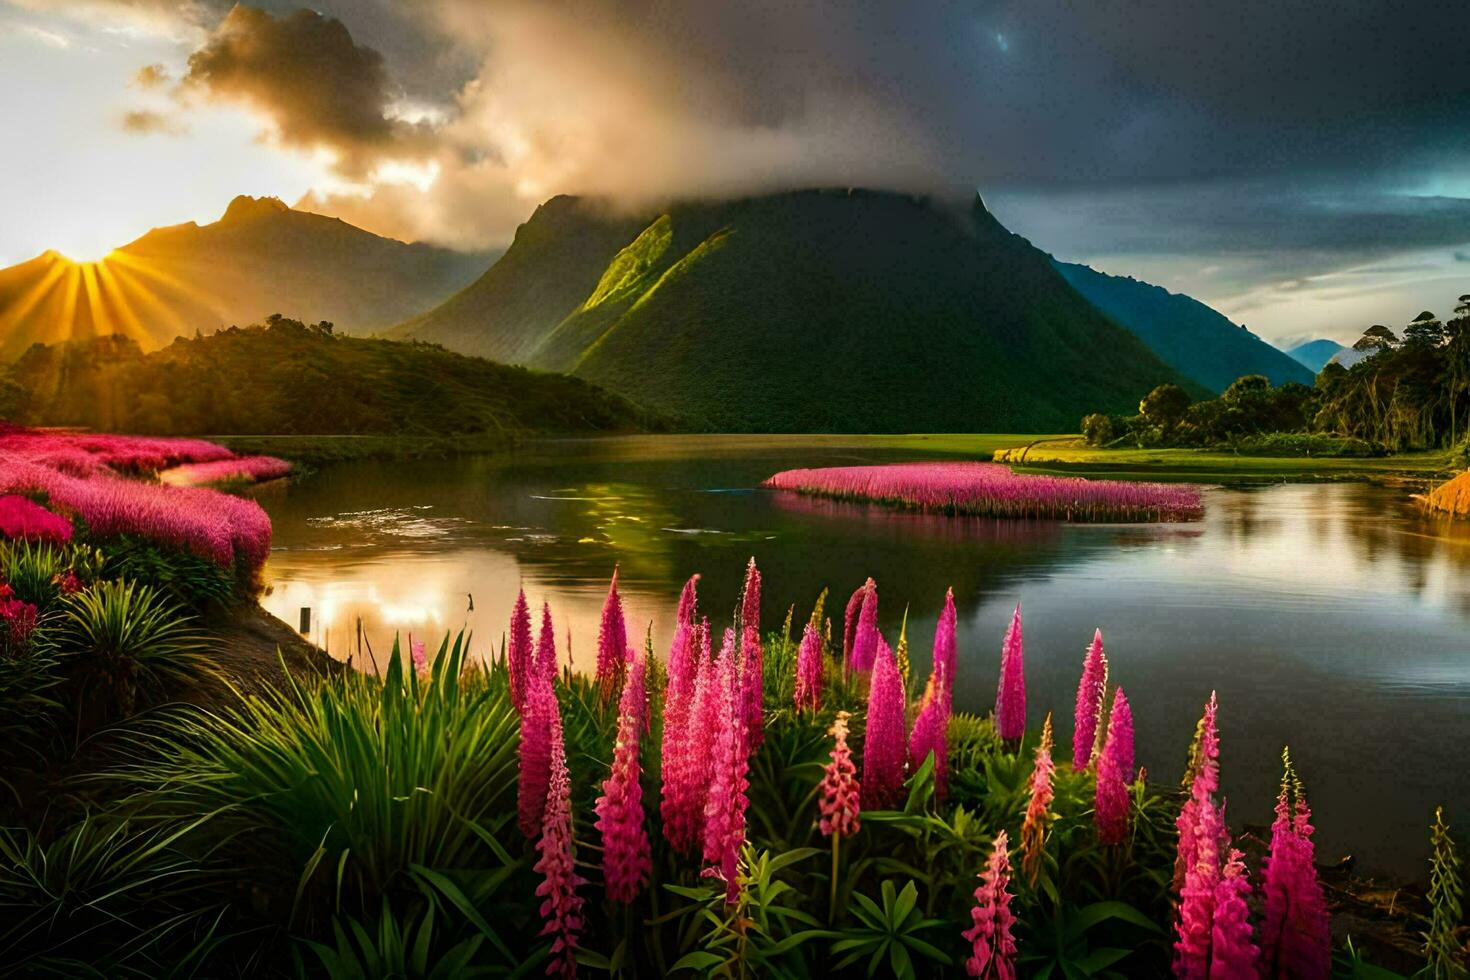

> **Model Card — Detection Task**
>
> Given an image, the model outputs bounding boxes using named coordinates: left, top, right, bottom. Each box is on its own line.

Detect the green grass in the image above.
left=994, top=436, right=1459, bottom=481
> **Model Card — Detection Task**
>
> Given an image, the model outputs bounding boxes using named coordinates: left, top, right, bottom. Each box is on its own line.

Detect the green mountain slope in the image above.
left=0, top=196, right=491, bottom=360
left=1, top=316, right=653, bottom=437
left=1053, top=261, right=1313, bottom=392
left=1286, top=338, right=1346, bottom=373
left=393, top=189, right=1202, bottom=432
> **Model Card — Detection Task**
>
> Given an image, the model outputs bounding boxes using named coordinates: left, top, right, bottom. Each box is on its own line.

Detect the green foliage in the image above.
left=0, top=538, right=100, bottom=611
left=51, top=578, right=208, bottom=717
left=818, top=879, right=952, bottom=980
left=1081, top=413, right=1115, bottom=447
left=1138, top=383, right=1192, bottom=432
left=1017, top=899, right=1162, bottom=979
left=0, top=813, right=229, bottom=978
left=1423, top=807, right=1467, bottom=980
left=298, top=900, right=495, bottom=980
left=102, top=537, right=236, bottom=610
left=4, top=316, right=657, bottom=437
left=115, top=635, right=523, bottom=946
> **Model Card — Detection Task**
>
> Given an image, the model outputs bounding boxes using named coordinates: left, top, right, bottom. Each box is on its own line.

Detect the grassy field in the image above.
left=994, top=436, right=1463, bottom=482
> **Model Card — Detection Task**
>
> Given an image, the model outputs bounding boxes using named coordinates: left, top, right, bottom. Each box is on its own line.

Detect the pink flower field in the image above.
left=762, top=461, right=1204, bottom=522
left=160, top=455, right=292, bottom=487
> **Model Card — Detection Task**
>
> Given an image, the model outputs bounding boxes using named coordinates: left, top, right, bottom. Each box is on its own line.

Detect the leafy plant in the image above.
left=1017, top=899, right=1162, bottom=979
left=795, top=879, right=952, bottom=980
left=1423, top=807, right=1467, bottom=980
left=51, top=578, right=209, bottom=716
left=0, top=538, right=99, bottom=610
left=298, top=900, right=493, bottom=980
left=103, top=537, right=236, bottom=609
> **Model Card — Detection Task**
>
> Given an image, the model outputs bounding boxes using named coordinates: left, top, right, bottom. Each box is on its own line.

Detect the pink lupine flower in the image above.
left=53, top=569, right=83, bottom=594
left=740, top=558, right=764, bottom=747
left=1208, top=848, right=1259, bottom=979
left=596, top=567, right=628, bottom=703
left=933, top=588, right=957, bottom=698
left=861, top=636, right=907, bottom=810
left=851, top=581, right=880, bottom=673
left=1072, top=629, right=1109, bottom=770
left=535, top=602, right=558, bottom=682
left=963, top=830, right=1018, bottom=980
left=1094, top=687, right=1134, bottom=845
left=1173, top=693, right=1229, bottom=980
left=534, top=695, right=584, bottom=979
left=409, top=638, right=427, bottom=674
left=518, top=669, right=554, bottom=838
left=676, top=572, right=700, bottom=626
left=994, top=603, right=1026, bottom=742
left=702, top=629, right=750, bottom=903
left=595, top=653, right=652, bottom=903
left=1021, top=714, right=1056, bottom=885
left=842, top=580, right=871, bottom=667
left=762, top=461, right=1204, bottom=523
left=663, top=620, right=714, bottom=855
left=819, top=710, right=861, bottom=838
left=794, top=621, right=824, bottom=713
left=1259, top=752, right=1331, bottom=980
left=508, top=589, right=534, bottom=713
left=907, top=658, right=950, bottom=801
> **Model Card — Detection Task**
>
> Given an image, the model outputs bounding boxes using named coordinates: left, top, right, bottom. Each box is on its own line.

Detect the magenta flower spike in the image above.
left=842, top=580, right=871, bottom=667
left=1094, top=687, right=1134, bottom=845
left=1072, top=629, right=1109, bottom=770
left=861, top=636, right=907, bottom=810
left=676, top=572, right=700, bottom=627
left=595, top=653, right=652, bottom=903
left=740, top=558, right=764, bottom=748
left=963, top=830, right=1018, bottom=980
left=1172, top=692, right=1230, bottom=980
left=508, top=589, right=534, bottom=714
left=907, top=659, right=950, bottom=800
left=818, top=711, right=861, bottom=838
left=663, top=620, right=714, bottom=854
left=933, top=587, right=957, bottom=698
left=1174, top=691, right=1222, bottom=889
left=1259, top=752, right=1331, bottom=979
left=517, top=671, right=554, bottom=839
left=535, top=602, right=558, bottom=683
left=534, top=692, right=584, bottom=980
left=409, top=637, right=427, bottom=674
left=596, top=566, right=628, bottom=703
left=701, top=628, right=750, bottom=902
left=794, top=621, right=824, bottom=713
left=1020, top=715, right=1056, bottom=885
left=994, top=603, right=1026, bottom=742
left=1208, top=848, right=1259, bottom=979
left=851, top=581, right=880, bottom=673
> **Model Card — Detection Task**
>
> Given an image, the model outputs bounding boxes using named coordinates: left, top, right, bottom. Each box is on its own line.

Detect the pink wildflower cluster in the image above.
left=763, top=461, right=1204, bottom=523
left=702, top=629, right=751, bottom=902
left=534, top=692, right=584, bottom=980
left=848, top=578, right=880, bottom=672
left=0, top=456, right=271, bottom=575
left=0, top=494, right=73, bottom=543
left=818, top=711, right=861, bottom=838
left=861, top=636, right=907, bottom=809
left=908, top=655, right=951, bottom=800
left=0, top=426, right=234, bottom=475
left=740, top=558, right=764, bottom=747
left=1259, top=751, right=1331, bottom=979
left=595, top=651, right=652, bottom=903
left=1072, top=630, right=1108, bottom=770
left=1094, top=687, right=1134, bottom=845
left=660, top=577, right=707, bottom=854
left=964, top=830, right=1019, bottom=980
left=0, top=582, right=38, bottom=650
left=595, top=567, right=629, bottom=703
left=160, top=455, right=291, bottom=487
left=794, top=621, right=823, bottom=712
left=1020, top=715, right=1055, bottom=885
left=994, top=603, right=1026, bottom=742
left=508, top=589, right=534, bottom=714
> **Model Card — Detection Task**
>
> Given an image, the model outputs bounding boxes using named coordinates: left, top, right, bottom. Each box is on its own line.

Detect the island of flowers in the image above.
left=763, top=461, right=1205, bottom=522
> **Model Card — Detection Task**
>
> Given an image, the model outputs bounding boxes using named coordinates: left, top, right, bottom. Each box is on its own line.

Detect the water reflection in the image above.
left=258, top=438, right=1469, bottom=877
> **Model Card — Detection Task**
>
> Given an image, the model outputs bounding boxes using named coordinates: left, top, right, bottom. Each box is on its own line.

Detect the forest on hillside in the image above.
left=0, top=316, right=657, bottom=437
left=1083, top=295, right=1470, bottom=454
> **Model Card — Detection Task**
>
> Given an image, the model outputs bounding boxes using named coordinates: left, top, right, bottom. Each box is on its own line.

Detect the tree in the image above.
left=1353, top=324, right=1399, bottom=353
left=1221, top=375, right=1271, bottom=405
left=1138, top=383, right=1191, bottom=432
left=1402, top=311, right=1444, bottom=350
left=1080, top=413, right=1114, bottom=446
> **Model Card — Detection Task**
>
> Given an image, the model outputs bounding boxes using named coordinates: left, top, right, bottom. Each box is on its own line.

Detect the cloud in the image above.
left=119, top=108, right=187, bottom=135
left=7, top=0, right=212, bottom=41
left=132, top=62, right=169, bottom=87
left=178, top=5, right=429, bottom=179
left=19, top=24, right=71, bottom=48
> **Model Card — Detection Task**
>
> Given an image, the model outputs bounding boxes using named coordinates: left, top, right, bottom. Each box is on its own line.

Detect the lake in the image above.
left=256, top=435, right=1470, bottom=878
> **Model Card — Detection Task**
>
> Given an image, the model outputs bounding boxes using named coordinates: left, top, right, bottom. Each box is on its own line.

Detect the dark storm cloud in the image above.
left=179, top=5, right=429, bottom=177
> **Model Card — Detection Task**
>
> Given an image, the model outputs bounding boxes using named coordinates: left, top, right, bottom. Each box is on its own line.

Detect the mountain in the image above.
left=389, top=189, right=1203, bottom=432
left=1286, top=339, right=1347, bottom=373
left=1, top=316, right=654, bottom=437
left=1053, top=262, right=1314, bottom=392
left=0, top=196, right=491, bottom=360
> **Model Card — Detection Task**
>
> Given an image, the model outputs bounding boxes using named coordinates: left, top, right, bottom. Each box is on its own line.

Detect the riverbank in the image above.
left=996, top=436, right=1463, bottom=482
left=214, top=431, right=519, bottom=467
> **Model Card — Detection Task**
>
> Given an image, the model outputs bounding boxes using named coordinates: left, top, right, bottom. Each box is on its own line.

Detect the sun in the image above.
left=54, top=246, right=117, bottom=265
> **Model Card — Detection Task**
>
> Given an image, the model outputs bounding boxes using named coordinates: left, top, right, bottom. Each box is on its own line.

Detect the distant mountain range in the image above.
left=1285, top=339, right=1347, bottom=373
left=390, top=189, right=1205, bottom=431
left=0, top=196, right=489, bottom=360
left=1053, top=262, right=1314, bottom=391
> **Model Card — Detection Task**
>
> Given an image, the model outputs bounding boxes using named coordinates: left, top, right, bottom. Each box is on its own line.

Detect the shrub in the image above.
left=52, top=580, right=208, bottom=717
left=1080, top=413, right=1114, bottom=447
left=1232, top=433, right=1377, bottom=458
left=0, top=539, right=98, bottom=611
left=102, top=538, right=236, bottom=610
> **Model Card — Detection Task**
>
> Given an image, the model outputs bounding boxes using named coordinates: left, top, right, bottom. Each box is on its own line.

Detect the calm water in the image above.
left=257, top=435, right=1470, bottom=878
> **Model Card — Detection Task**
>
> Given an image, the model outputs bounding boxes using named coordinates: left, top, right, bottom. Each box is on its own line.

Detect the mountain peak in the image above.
left=221, top=195, right=290, bottom=223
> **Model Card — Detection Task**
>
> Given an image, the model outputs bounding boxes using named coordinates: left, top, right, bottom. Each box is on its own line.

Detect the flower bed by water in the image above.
left=763, top=461, right=1205, bottom=522
left=160, top=455, right=292, bottom=487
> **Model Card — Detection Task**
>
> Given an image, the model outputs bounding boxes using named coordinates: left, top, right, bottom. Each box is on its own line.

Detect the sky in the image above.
left=2, top=0, right=1468, bottom=346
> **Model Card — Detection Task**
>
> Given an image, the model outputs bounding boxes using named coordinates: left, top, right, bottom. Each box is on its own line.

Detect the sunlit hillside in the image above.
left=0, top=196, right=492, bottom=360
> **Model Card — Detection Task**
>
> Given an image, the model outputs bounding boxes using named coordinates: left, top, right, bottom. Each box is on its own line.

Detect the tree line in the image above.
left=1084, top=294, right=1470, bottom=455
